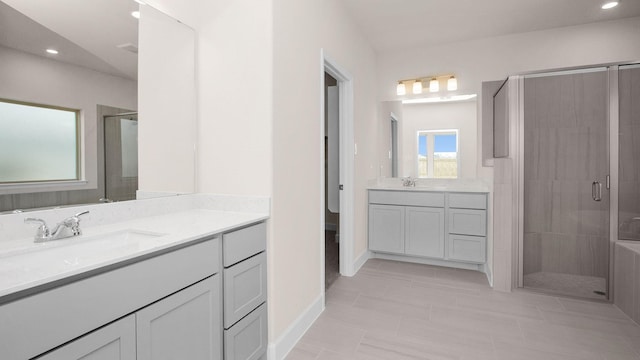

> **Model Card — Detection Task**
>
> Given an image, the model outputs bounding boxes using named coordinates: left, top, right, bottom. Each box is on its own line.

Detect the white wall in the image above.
left=378, top=16, right=640, bottom=101
left=272, top=0, right=377, bottom=350
left=0, top=45, right=137, bottom=194
left=400, top=101, right=477, bottom=179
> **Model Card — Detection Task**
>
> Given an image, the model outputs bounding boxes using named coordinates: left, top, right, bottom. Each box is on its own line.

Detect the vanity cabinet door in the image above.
left=136, top=275, right=222, bottom=360
left=368, top=205, right=404, bottom=254
left=35, top=315, right=135, bottom=360
left=405, top=206, right=445, bottom=259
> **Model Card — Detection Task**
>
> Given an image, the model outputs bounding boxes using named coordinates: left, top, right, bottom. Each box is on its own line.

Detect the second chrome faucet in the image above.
left=24, top=211, right=90, bottom=243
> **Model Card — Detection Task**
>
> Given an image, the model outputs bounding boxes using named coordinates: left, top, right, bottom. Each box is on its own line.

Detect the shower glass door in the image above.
left=522, top=69, right=610, bottom=299
left=104, top=113, right=138, bottom=202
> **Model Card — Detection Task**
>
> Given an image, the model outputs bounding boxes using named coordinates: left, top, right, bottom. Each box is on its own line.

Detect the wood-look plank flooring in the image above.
left=286, top=259, right=640, bottom=360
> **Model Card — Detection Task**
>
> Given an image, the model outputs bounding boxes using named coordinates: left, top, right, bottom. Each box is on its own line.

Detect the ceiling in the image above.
left=0, top=0, right=139, bottom=80
left=342, top=0, right=640, bottom=52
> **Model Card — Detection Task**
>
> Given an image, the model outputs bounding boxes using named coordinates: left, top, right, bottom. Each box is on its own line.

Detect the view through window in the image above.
left=417, top=130, right=458, bottom=178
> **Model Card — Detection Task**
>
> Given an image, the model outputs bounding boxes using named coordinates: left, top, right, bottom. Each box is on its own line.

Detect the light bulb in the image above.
left=447, top=76, right=458, bottom=91
left=429, top=78, right=439, bottom=92
left=601, top=1, right=619, bottom=9
left=413, top=80, right=423, bottom=94
left=397, top=82, right=406, bottom=96
left=46, top=49, right=59, bottom=55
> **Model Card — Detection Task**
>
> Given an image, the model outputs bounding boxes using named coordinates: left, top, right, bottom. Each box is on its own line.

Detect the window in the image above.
left=0, top=99, right=80, bottom=184
left=417, top=130, right=458, bottom=178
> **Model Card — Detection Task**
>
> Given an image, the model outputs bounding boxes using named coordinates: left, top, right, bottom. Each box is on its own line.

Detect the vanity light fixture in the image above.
left=429, top=78, right=439, bottom=92
left=413, top=80, right=423, bottom=94
left=45, top=49, right=59, bottom=55
left=601, top=1, right=619, bottom=9
left=396, top=74, right=457, bottom=96
left=131, top=10, right=141, bottom=19
left=396, top=81, right=406, bottom=96
left=447, top=76, right=458, bottom=91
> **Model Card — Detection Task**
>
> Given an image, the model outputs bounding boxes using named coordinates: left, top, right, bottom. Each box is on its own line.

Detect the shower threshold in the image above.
left=523, top=272, right=607, bottom=300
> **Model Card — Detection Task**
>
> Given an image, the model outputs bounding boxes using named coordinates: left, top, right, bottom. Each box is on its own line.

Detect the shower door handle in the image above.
left=592, top=181, right=602, bottom=202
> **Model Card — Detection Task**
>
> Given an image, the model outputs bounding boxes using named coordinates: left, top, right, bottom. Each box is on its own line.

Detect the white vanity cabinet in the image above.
left=37, top=275, right=221, bottom=360
left=368, top=191, right=445, bottom=259
left=222, top=222, right=268, bottom=360
left=136, top=275, right=222, bottom=360
left=36, top=315, right=136, bottom=360
left=368, top=190, right=487, bottom=267
left=447, top=193, right=487, bottom=264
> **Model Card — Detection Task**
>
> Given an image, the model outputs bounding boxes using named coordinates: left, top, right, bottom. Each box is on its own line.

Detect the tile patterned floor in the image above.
left=286, top=258, right=640, bottom=360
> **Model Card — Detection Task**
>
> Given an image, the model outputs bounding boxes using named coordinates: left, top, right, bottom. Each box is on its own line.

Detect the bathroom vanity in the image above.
left=368, top=186, right=488, bottom=270
left=0, top=196, right=268, bottom=360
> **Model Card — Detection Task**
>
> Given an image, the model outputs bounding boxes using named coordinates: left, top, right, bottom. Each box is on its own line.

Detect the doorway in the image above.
left=104, top=112, right=139, bottom=202
left=324, top=72, right=340, bottom=289
left=321, top=52, right=355, bottom=299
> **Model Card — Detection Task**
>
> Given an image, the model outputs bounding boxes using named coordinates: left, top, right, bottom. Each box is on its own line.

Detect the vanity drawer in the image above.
left=448, top=209, right=487, bottom=236
left=224, top=303, right=268, bottom=360
left=223, top=222, right=266, bottom=267
left=447, top=234, right=486, bottom=264
left=224, top=252, right=267, bottom=328
left=369, top=190, right=444, bottom=208
left=448, top=193, right=487, bottom=210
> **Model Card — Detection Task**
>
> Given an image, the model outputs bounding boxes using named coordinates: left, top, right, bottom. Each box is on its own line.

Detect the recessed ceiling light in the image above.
left=601, top=1, right=619, bottom=9
left=46, top=49, right=59, bottom=55
left=131, top=11, right=140, bottom=19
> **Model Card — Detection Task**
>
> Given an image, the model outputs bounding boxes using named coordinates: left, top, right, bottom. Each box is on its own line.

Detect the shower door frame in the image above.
left=514, top=65, right=618, bottom=301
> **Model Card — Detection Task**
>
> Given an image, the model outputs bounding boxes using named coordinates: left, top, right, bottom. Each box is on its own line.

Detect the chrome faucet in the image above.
left=402, top=176, right=416, bottom=187
left=24, top=211, right=90, bottom=243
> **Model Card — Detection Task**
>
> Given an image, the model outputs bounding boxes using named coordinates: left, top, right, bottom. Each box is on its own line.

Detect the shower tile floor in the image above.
left=287, top=259, right=639, bottom=360
left=524, top=272, right=607, bottom=300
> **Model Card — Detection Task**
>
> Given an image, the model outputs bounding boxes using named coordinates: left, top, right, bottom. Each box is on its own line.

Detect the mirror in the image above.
left=0, top=0, right=196, bottom=213
left=379, top=99, right=478, bottom=179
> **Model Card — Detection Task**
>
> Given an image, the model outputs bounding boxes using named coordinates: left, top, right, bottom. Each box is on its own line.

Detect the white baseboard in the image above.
left=267, top=295, right=324, bottom=360
left=351, top=250, right=370, bottom=276
left=372, top=252, right=481, bottom=271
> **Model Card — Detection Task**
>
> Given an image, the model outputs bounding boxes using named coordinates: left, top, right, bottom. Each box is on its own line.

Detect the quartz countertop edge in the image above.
left=0, top=209, right=268, bottom=303
left=367, top=185, right=490, bottom=193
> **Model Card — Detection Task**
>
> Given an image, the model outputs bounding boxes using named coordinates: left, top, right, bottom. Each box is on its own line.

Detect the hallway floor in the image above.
left=286, top=259, right=640, bottom=360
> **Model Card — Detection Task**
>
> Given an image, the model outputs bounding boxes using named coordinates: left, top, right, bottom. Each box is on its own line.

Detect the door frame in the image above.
left=320, top=50, right=355, bottom=301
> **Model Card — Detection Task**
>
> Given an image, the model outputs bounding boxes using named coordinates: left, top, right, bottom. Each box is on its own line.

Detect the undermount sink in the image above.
left=0, top=229, right=166, bottom=278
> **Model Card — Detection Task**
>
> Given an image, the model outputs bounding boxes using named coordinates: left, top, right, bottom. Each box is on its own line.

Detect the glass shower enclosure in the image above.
left=521, top=69, right=610, bottom=299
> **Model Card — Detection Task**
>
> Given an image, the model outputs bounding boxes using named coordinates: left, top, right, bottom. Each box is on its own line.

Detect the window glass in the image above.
left=417, top=130, right=458, bottom=179
left=0, top=100, right=79, bottom=183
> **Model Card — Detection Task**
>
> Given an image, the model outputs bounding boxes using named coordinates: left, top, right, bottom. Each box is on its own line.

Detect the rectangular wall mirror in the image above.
left=0, top=0, right=196, bottom=213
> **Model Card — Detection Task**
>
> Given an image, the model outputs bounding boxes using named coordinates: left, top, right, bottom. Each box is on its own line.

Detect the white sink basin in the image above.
left=0, top=229, right=166, bottom=278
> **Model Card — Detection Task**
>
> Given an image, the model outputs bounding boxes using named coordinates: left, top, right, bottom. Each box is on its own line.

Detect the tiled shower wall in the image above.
left=523, top=71, right=609, bottom=279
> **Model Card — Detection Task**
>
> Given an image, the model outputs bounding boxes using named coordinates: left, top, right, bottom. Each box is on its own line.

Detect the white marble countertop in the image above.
left=0, top=208, right=268, bottom=302
left=367, top=179, right=490, bottom=193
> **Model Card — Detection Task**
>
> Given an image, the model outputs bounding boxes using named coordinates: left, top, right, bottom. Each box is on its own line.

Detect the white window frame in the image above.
left=416, top=129, right=459, bottom=179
